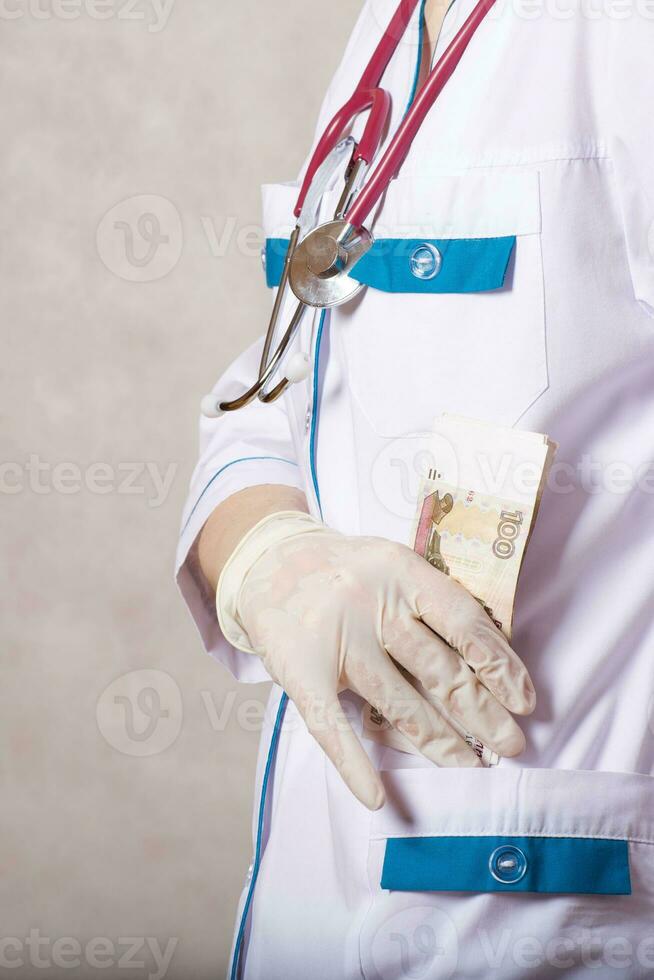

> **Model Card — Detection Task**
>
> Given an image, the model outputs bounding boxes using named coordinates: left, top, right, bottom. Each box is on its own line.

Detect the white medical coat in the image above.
left=177, top=1, right=654, bottom=976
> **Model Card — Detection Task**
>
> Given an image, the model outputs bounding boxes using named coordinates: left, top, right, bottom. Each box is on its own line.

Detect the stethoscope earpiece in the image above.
left=200, top=393, right=225, bottom=419
left=285, top=352, right=312, bottom=385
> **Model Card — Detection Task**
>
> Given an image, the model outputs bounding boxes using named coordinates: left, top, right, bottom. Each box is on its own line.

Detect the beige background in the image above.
left=1, top=2, right=359, bottom=976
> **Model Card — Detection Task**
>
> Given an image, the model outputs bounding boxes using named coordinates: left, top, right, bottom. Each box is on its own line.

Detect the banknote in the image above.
left=413, top=479, right=532, bottom=638
left=363, top=414, right=556, bottom=765
left=413, top=414, right=556, bottom=639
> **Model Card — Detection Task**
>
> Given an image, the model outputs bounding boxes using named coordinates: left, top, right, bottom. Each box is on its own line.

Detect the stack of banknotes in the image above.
left=363, top=414, right=557, bottom=766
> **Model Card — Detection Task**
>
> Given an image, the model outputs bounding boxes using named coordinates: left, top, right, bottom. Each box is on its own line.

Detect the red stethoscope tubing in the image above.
left=294, top=0, right=497, bottom=226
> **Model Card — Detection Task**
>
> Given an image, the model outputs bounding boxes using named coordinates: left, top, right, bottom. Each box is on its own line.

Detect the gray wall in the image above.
left=1, top=2, right=359, bottom=976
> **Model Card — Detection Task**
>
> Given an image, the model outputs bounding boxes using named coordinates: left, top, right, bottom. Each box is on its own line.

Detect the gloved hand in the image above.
left=217, top=511, right=536, bottom=810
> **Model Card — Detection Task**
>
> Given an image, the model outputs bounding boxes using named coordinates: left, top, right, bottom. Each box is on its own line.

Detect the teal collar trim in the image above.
left=265, top=236, right=515, bottom=294
left=381, top=836, right=632, bottom=895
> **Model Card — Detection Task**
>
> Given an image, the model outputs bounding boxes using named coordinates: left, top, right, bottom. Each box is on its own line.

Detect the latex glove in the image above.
left=218, top=511, right=536, bottom=810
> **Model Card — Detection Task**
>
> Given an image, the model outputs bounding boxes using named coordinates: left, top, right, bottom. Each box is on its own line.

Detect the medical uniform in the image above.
left=177, top=1, right=654, bottom=976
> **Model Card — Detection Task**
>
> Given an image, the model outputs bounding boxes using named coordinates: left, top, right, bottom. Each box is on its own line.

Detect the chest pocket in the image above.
left=333, top=169, right=548, bottom=437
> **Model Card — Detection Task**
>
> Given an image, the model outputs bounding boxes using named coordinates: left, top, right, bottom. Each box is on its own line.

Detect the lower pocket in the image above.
left=359, top=768, right=654, bottom=980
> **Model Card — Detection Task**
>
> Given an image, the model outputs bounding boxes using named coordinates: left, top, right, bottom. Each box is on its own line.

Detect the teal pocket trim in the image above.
left=265, top=239, right=291, bottom=289
left=381, top=836, right=632, bottom=895
left=265, top=236, right=516, bottom=294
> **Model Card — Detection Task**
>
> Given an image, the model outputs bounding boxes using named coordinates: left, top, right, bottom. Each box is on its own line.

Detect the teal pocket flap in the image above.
left=265, top=236, right=516, bottom=294
left=381, top=836, right=632, bottom=895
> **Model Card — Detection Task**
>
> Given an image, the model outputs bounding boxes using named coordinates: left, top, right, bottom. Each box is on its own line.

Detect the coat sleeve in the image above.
left=176, top=0, right=376, bottom=681
left=175, top=338, right=305, bottom=683
left=607, top=14, right=654, bottom=316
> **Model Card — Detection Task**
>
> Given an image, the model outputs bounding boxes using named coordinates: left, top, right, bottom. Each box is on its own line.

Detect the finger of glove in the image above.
left=385, top=617, right=526, bottom=758
left=346, top=649, right=482, bottom=768
left=284, top=674, right=385, bottom=811
left=407, top=554, right=536, bottom=715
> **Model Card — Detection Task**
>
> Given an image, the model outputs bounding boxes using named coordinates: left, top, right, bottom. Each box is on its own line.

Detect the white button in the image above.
left=410, top=243, right=442, bottom=280
left=489, top=845, right=528, bottom=884
left=260, top=247, right=267, bottom=271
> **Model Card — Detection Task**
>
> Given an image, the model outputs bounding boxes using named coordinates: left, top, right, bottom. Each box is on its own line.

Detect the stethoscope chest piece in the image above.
left=289, top=219, right=373, bottom=309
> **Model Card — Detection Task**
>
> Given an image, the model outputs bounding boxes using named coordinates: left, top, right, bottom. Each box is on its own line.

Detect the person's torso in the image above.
left=242, top=7, right=654, bottom=976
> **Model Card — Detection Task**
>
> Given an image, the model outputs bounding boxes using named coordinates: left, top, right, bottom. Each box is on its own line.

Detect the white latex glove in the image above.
left=218, top=512, right=536, bottom=810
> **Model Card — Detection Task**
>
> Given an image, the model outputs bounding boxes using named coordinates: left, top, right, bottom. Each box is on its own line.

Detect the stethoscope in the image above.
left=201, top=0, right=497, bottom=419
